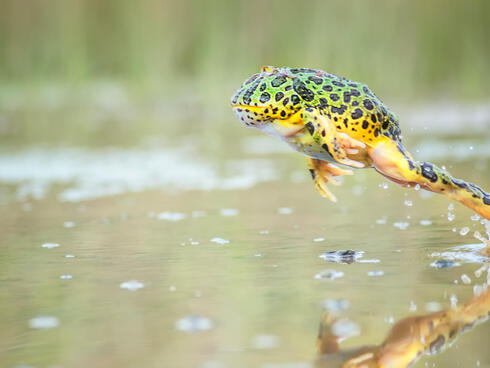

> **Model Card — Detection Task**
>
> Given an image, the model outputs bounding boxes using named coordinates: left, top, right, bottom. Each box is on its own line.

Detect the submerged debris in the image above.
left=314, top=270, right=344, bottom=281
left=318, top=250, right=364, bottom=264
left=430, top=259, right=460, bottom=269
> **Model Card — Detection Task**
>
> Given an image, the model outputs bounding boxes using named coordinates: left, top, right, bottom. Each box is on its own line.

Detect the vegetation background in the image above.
left=0, top=0, right=489, bottom=145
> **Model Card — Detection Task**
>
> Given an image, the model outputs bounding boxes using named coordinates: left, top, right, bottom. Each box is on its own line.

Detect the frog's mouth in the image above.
left=231, top=104, right=304, bottom=137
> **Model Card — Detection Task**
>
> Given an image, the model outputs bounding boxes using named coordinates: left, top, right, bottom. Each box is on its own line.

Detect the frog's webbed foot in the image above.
left=301, top=108, right=365, bottom=169
left=308, top=158, right=353, bottom=202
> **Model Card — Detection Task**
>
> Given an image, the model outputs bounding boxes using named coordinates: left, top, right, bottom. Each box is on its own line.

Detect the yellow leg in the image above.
left=307, top=158, right=353, bottom=202
left=370, top=139, right=490, bottom=220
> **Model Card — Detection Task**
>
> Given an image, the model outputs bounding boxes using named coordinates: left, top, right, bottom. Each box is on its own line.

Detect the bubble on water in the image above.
left=452, top=227, right=457, bottom=232
left=461, top=274, right=471, bottom=284
left=60, top=275, right=72, bottom=279
left=314, top=269, right=344, bottom=281
left=404, top=200, right=413, bottom=207
left=42, top=243, right=60, bottom=249
left=414, top=184, right=421, bottom=191
left=331, top=319, right=361, bottom=338
left=409, top=300, right=417, bottom=312
left=448, top=203, right=455, bottom=211
left=259, top=230, right=269, bottom=235
left=29, top=316, right=60, bottom=329
left=189, top=239, right=200, bottom=245
left=278, top=207, right=293, bottom=215
left=471, top=214, right=480, bottom=221
left=384, top=316, right=395, bottom=324
left=420, top=220, right=432, bottom=226
left=120, top=280, right=144, bottom=291
left=157, top=211, right=187, bottom=221
left=322, top=299, right=350, bottom=312
left=220, top=208, right=238, bottom=216
left=393, top=222, right=410, bottom=230
left=376, top=217, right=387, bottom=225
left=210, top=237, right=229, bottom=245
left=318, top=250, right=364, bottom=264
left=367, top=270, right=384, bottom=277
left=63, top=221, right=75, bottom=228
left=253, top=254, right=262, bottom=257
left=459, top=227, right=470, bottom=236
left=425, top=302, right=442, bottom=312
left=447, top=213, right=455, bottom=221
left=65, top=254, right=75, bottom=258
left=379, top=182, right=389, bottom=189
left=450, top=294, right=458, bottom=308
left=430, top=260, right=460, bottom=269
left=251, top=334, right=280, bottom=349
left=313, top=237, right=325, bottom=242
left=175, top=315, right=213, bottom=332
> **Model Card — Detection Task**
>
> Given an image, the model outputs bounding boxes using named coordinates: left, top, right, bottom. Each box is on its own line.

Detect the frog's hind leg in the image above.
left=370, top=139, right=490, bottom=220
left=307, top=158, right=353, bottom=202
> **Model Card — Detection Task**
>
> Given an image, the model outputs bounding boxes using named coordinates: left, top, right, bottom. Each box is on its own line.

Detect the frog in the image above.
left=231, top=66, right=490, bottom=220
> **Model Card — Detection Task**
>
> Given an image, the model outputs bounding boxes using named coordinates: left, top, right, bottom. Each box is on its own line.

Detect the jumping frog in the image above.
left=231, top=66, right=490, bottom=220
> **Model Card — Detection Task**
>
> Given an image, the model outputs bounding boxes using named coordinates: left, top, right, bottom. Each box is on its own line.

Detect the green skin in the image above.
left=230, top=66, right=490, bottom=219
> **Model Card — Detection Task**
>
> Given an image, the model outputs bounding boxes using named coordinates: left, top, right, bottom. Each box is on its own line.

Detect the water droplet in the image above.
left=459, top=227, right=469, bottom=236
left=251, top=334, right=280, bottom=349
left=425, top=302, right=442, bottom=312
left=259, top=230, right=269, bottom=234
left=420, top=220, right=432, bottom=226
left=448, top=203, right=454, bottom=211
left=367, top=270, right=384, bottom=277
left=322, top=299, right=349, bottom=312
left=29, top=316, right=60, bottom=329
left=63, top=221, right=75, bottom=228
left=42, top=243, right=60, bottom=249
left=409, top=300, right=417, bottom=312
left=60, top=275, right=72, bottom=279
left=210, top=237, right=229, bottom=245
left=157, top=211, right=187, bottom=221
left=376, top=217, right=387, bottom=225
left=379, top=182, right=389, bottom=189
left=414, top=184, right=420, bottom=191
left=65, top=254, right=75, bottom=258
left=447, top=213, right=455, bottom=221
left=393, top=222, right=410, bottom=230
left=175, top=315, right=213, bottom=332
left=470, top=214, right=480, bottom=221
left=278, top=207, right=293, bottom=215
left=450, top=294, right=458, bottom=308
left=331, top=319, right=361, bottom=338
left=461, top=274, right=471, bottom=284
left=313, top=237, right=325, bottom=242
left=220, top=208, right=238, bottom=216
left=404, top=200, right=413, bottom=207
left=314, top=269, right=344, bottom=281
left=120, top=280, right=144, bottom=291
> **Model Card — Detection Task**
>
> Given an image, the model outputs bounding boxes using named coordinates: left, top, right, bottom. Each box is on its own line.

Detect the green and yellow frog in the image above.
left=231, top=66, right=490, bottom=220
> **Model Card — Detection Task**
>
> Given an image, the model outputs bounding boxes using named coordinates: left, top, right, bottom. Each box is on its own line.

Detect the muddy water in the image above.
left=0, top=131, right=489, bottom=368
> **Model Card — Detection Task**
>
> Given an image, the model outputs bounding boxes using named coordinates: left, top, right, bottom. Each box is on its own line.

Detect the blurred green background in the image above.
left=1, top=0, right=490, bottom=97
left=0, top=0, right=489, bottom=147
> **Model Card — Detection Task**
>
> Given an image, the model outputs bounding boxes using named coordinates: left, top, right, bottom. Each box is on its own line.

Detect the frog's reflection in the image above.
left=315, top=276, right=489, bottom=368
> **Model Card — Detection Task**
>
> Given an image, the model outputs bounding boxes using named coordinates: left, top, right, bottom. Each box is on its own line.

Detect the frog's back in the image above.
left=277, top=67, right=402, bottom=145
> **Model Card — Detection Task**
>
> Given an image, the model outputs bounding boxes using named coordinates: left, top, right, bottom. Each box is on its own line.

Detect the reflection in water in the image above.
left=315, top=265, right=489, bottom=368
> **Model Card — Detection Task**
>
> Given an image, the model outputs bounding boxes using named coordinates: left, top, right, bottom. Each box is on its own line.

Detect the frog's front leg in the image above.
left=301, top=107, right=366, bottom=168
left=307, top=158, right=353, bottom=202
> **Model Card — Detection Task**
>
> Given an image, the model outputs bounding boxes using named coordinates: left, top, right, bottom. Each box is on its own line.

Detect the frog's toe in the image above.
left=315, top=181, right=338, bottom=203
left=337, top=157, right=365, bottom=169
left=326, top=163, right=353, bottom=176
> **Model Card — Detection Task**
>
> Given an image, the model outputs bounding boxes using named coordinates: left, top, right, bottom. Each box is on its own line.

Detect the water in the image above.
left=0, top=131, right=489, bottom=368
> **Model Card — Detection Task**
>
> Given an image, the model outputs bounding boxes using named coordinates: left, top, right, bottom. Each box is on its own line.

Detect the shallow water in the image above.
left=1, top=129, right=489, bottom=368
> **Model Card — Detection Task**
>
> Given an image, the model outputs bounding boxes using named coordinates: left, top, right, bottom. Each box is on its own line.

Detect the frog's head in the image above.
left=230, top=66, right=302, bottom=131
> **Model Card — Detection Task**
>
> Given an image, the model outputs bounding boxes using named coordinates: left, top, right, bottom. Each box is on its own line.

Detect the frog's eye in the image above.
left=261, top=65, right=278, bottom=73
